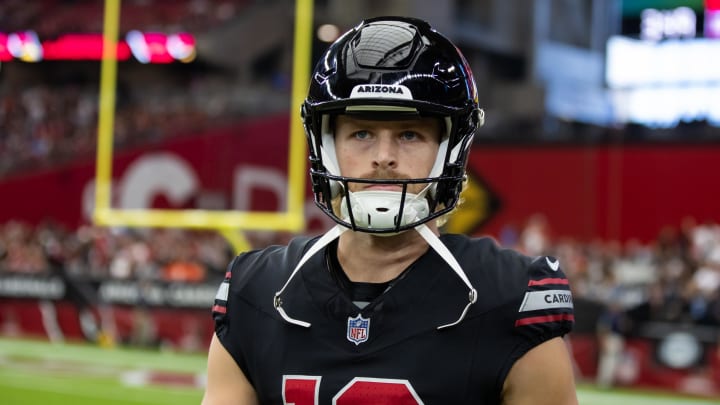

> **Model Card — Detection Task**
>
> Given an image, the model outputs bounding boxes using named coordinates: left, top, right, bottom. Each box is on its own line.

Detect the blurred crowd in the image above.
left=0, top=0, right=290, bottom=179
left=0, top=0, right=246, bottom=36
left=504, top=214, right=720, bottom=328
left=2, top=215, right=720, bottom=328
left=0, top=82, right=215, bottom=178
left=0, top=220, right=234, bottom=283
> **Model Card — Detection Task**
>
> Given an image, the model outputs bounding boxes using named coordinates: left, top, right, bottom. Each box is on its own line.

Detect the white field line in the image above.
left=0, top=372, right=199, bottom=403
left=0, top=355, right=206, bottom=389
left=578, top=389, right=720, bottom=405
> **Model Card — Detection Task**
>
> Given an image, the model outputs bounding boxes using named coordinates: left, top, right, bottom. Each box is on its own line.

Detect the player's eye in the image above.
left=354, top=130, right=370, bottom=140
left=400, top=131, right=419, bottom=141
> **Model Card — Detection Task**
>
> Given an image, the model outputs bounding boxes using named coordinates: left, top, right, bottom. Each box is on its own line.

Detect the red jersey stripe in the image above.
left=212, top=304, right=227, bottom=314
left=528, top=278, right=569, bottom=286
left=515, top=313, right=574, bottom=327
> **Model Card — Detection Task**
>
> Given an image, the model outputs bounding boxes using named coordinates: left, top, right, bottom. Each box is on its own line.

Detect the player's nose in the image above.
left=372, top=134, right=398, bottom=170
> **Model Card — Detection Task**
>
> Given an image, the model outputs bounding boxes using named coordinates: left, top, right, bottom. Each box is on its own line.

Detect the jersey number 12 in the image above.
left=283, top=375, right=423, bottom=404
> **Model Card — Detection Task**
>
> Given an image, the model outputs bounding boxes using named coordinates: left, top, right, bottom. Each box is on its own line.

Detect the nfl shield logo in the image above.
left=347, top=314, right=370, bottom=345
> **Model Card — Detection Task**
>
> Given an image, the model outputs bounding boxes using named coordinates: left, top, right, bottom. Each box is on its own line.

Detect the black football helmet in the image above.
left=302, top=16, right=484, bottom=233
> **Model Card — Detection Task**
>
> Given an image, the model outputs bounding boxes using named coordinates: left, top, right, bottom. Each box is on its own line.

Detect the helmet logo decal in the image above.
left=350, top=84, right=413, bottom=100
left=347, top=314, right=370, bottom=345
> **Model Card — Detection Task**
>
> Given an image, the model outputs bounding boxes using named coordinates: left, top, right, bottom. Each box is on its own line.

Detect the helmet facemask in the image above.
left=301, top=16, right=484, bottom=234
left=310, top=111, right=470, bottom=234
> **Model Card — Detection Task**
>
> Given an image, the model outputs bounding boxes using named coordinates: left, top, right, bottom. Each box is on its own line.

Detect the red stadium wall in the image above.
left=0, top=115, right=293, bottom=229
left=0, top=114, right=719, bottom=242
left=569, top=334, right=720, bottom=397
left=469, top=144, right=720, bottom=243
left=0, top=298, right=213, bottom=351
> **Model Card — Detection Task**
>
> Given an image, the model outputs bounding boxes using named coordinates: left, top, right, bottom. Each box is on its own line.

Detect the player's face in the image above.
left=334, top=115, right=442, bottom=194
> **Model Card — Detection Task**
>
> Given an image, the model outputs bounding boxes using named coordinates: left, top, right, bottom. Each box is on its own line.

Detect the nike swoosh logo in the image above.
left=546, top=257, right=560, bottom=271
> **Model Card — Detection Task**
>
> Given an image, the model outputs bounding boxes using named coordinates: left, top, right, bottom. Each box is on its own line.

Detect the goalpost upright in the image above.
left=93, top=0, right=314, bottom=252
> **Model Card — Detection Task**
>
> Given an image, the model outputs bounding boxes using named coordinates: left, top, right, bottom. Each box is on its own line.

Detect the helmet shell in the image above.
left=302, top=16, right=483, bottom=233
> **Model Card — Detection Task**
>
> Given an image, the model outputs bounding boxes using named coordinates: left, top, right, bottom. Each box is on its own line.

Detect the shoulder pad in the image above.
left=211, top=236, right=317, bottom=322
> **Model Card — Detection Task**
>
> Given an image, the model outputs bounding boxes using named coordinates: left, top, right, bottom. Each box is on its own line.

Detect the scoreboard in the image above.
left=537, top=0, right=720, bottom=130
left=606, top=0, right=720, bottom=128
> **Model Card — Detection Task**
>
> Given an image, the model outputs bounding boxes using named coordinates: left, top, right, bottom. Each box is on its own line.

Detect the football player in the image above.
left=203, top=16, right=577, bottom=405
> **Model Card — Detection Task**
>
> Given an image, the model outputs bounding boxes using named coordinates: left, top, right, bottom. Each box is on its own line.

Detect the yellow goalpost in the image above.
left=93, top=0, right=313, bottom=252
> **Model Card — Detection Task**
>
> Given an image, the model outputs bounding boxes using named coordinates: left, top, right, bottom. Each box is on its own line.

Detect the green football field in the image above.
left=0, top=337, right=717, bottom=405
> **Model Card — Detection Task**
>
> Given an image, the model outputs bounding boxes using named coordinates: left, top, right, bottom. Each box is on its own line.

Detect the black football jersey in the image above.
left=212, top=234, right=574, bottom=404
